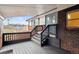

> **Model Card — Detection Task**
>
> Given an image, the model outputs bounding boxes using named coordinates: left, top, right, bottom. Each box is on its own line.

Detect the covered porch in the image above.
left=0, top=4, right=78, bottom=54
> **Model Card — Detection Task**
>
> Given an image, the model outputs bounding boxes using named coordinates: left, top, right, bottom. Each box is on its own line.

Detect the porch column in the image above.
left=0, top=19, right=3, bottom=48
left=0, top=15, right=4, bottom=48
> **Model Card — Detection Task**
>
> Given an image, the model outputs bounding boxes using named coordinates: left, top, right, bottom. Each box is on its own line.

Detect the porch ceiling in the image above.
left=0, top=4, right=75, bottom=18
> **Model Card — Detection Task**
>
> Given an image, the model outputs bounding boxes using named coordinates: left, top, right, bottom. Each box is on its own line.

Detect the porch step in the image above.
left=34, top=34, right=41, bottom=38
left=37, top=31, right=42, bottom=35
left=32, top=38, right=40, bottom=45
left=33, top=36, right=40, bottom=41
left=31, top=33, right=41, bottom=45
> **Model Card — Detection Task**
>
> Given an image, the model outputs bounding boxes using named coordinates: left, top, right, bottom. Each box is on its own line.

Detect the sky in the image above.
left=3, top=16, right=32, bottom=25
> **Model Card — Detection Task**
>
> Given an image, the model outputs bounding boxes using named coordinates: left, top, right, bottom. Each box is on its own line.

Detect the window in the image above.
left=45, top=12, right=57, bottom=26
left=67, top=10, right=79, bottom=29
left=35, top=18, right=39, bottom=26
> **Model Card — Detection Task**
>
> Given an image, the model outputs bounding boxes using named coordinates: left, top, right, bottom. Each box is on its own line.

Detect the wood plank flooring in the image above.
left=0, top=41, right=70, bottom=54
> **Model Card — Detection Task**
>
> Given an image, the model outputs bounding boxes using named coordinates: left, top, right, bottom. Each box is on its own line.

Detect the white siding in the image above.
left=39, top=16, right=45, bottom=25
left=35, top=18, right=38, bottom=26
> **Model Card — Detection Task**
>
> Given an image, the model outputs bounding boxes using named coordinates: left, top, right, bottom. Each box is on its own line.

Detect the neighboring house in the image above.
left=26, top=12, right=58, bottom=31
left=26, top=15, right=45, bottom=31
left=3, top=24, right=28, bottom=33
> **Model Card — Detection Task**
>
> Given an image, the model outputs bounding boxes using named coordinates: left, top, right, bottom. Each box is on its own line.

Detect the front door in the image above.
left=45, top=12, right=59, bottom=48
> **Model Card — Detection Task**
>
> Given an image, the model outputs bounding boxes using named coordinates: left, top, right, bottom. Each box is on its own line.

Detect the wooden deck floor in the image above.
left=0, top=41, right=70, bottom=54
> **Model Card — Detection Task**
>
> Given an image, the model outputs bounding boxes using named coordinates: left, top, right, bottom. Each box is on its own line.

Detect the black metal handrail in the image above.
left=41, top=24, right=57, bottom=46
left=31, top=25, right=45, bottom=37
left=41, top=25, right=49, bottom=46
left=31, top=26, right=38, bottom=37
left=41, top=25, right=49, bottom=35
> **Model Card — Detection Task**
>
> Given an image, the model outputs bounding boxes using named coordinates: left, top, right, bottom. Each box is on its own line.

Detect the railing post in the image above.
left=2, top=33, right=4, bottom=46
left=36, top=26, right=37, bottom=34
left=48, top=25, right=49, bottom=37
left=41, top=32, right=43, bottom=47
left=47, top=25, right=50, bottom=45
left=30, top=32, right=32, bottom=40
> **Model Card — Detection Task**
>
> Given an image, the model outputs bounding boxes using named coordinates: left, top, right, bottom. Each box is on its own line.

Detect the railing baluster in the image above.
left=4, top=35, right=7, bottom=41
left=9, top=34, right=10, bottom=41
left=13, top=34, right=14, bottom=40
left=6, top=34, right=8, bottom=41
left=10, top=34, right=11, bottom=41
left=10, top=34, right=12, bottom=41
left=12, top=34, right=13, bottom=41
left=6, top=34, right=7, bottom=41
left=7, top=34, right=9, bottom=41
left=8, top=34, right=10, bottom=41
left=5, top=34, right=6, bottom=41
left=4, top=34, right=6, bottom=41
left=11, top=34, right=13, bottom=40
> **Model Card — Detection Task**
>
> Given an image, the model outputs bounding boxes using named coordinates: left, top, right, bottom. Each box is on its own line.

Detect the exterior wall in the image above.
left=39, top=16, right=45, bottom=25
left=35, top=18, right=38, bottom=26
left=58, top=5, right=79, bottom=53
left=31, top=20, right=35, bottom=27
left=27, top=16, right=45, bottom=31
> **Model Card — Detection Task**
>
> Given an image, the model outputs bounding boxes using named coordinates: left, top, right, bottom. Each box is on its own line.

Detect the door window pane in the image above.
left=45, top=12, right=58, bottom=25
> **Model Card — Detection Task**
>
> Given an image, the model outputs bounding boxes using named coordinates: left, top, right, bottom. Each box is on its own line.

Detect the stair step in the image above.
left=31, top=32, right=41, bottom=45
left=37, top=31, right=42, bottom=34
left=31, top=38, right=41, bottom=45
left=37, top=31, right=42, bottom=35
left=32, top=36, right=41, bottom=41
left=34, top=34, right=41, bottom=38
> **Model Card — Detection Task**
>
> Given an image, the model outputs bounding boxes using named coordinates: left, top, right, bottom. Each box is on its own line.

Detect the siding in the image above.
left=40, top=16, right=45, bottom=25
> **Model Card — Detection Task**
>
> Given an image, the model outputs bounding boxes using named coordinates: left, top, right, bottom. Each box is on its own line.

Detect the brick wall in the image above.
left=58, top=5, right=79, bottom=53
